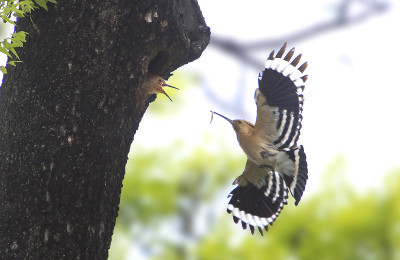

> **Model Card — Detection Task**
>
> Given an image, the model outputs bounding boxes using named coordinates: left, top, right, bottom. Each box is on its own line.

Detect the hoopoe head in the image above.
left=210, top=111, right=254, bottom=135
left=144, top=74, right=179, bottom=102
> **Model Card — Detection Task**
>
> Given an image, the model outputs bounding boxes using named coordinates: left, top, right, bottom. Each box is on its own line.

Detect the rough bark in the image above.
left=0, top=0, right=209, bottom=258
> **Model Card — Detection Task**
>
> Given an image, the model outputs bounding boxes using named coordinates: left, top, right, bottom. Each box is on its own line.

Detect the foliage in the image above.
left=109, top=145, right=400, bottom=260
left=0, top=0, right=56, bottom=74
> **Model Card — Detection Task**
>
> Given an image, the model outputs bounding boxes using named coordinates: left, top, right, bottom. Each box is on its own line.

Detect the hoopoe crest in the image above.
left=211, top=42, right=309, bottom=235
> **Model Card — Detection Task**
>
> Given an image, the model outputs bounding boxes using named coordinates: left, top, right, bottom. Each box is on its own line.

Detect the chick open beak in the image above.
left=161, top=84, right=179, bottom=102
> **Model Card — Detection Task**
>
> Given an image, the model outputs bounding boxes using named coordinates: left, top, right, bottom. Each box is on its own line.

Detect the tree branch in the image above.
left=204, top=0, right=389, bottom=116
left=210, top=0, right=389, bottom=68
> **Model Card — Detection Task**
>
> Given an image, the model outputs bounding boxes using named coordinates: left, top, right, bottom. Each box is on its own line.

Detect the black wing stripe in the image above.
left=282, top=146, right=308, bottom=205
left=227, top=171, right=288, bottom=235
left=290, top=124, right=301, bottom=148
left=294, top=147, right=308, bottom=205
left=275, top=107, right=284, bottom=131
left=259, top=43, right=307, bottom=150
left=273, top=109, right=302, bottom=150
left=280, top=113, right=299, bottom=149
left=273, top=109, right=290, bottom=145
left=258, top=70, right=299, bottom=111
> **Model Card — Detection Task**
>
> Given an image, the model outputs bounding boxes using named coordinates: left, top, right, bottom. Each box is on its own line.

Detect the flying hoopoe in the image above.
left=144, top=74, right=179, bottom=101
left=211, top=42, right=308, bottom=235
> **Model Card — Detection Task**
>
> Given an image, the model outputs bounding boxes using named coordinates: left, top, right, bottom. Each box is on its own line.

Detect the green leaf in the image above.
left=12, top=38, right=23, bottom=48
left=35, top=0, right=48, bottom=11
left=11, top=7, right=25, bottom=17
left=1, top=15, right=16, bottom=25
left=0, top=46, right=12, bottom=58
left=3, top=41, right=12, bottom=50
left=13, top=12, right=25, bottom=18
left=20, top=1, right=37, bottom=13
left=0, top=1, right=52, bottom=71
left=9, top=47, right=20, bottom=59
left=8, top=61, right=22, bottom=66
left=13, top=31, right=28, bottom=42
left=1, top=66, right=7, bottom=74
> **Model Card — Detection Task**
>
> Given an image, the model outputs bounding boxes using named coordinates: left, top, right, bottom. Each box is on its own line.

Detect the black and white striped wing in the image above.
left=280, top=145, right=308, bottom=205
left=227, top=160, right=289, bottom=235
left=258, top=42, right=308, bottom=150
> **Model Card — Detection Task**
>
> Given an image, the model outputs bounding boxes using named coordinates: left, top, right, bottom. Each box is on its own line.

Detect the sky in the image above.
left=1, top=0, right=399, bottom=195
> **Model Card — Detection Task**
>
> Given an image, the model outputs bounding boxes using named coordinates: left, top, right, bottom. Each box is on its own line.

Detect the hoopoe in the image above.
left=144, top=74, right=179, bottom=102
left=211, top=42, right=308, bottom=235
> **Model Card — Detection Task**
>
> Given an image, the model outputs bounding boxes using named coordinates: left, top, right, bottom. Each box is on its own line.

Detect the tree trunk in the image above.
left=0, top=0, right=209, bottom=258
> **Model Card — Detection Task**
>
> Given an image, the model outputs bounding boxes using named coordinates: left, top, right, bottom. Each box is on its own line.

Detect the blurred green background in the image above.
left=109, top=127, right=400, bottom=260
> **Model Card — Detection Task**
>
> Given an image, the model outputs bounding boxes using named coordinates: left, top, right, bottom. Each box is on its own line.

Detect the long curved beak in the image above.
left=162, top=83, right=180, bottom=90
left=210, top=110, right=233, bottom=124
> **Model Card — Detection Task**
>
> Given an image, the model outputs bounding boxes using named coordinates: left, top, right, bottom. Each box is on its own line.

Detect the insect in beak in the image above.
left=209, top=110, right=233, bottom=124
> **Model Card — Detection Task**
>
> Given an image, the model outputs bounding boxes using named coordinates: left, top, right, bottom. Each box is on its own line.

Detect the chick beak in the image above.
left=162, top=83, right=180, bottom=90
left=160, top=83, right=179, bottom=102
left=210, top=111, right=233, bottom=124
left=159, top=88, right=173, bottom=102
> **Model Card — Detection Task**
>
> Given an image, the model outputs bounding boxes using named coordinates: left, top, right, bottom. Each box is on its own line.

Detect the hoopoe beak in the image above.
left=210, top=111, right=233, bottom=124
left=160, top=83, right=179, bottom=102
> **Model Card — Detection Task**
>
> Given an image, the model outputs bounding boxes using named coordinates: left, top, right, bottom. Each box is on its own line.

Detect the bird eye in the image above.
left=158, top=79, right=162, bottom=83
left=238, top=120, right=242, bottom=124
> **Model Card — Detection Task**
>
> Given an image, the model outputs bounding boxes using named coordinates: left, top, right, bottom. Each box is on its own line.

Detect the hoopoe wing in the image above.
left=276, top=145, right=308, bottom=205
left=255, top=42, right=308, bottom=150
left=227, top=160, right=288, bottom=235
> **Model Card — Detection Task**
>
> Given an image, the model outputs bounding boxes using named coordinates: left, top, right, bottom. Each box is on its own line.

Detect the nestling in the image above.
left=210, top=42, right=309, bottom=235
left=144, top=74, right=179, bottom=102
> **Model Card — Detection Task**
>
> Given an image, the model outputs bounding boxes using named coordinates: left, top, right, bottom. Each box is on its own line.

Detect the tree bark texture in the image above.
left=0, top=0, right=209, bottom=258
